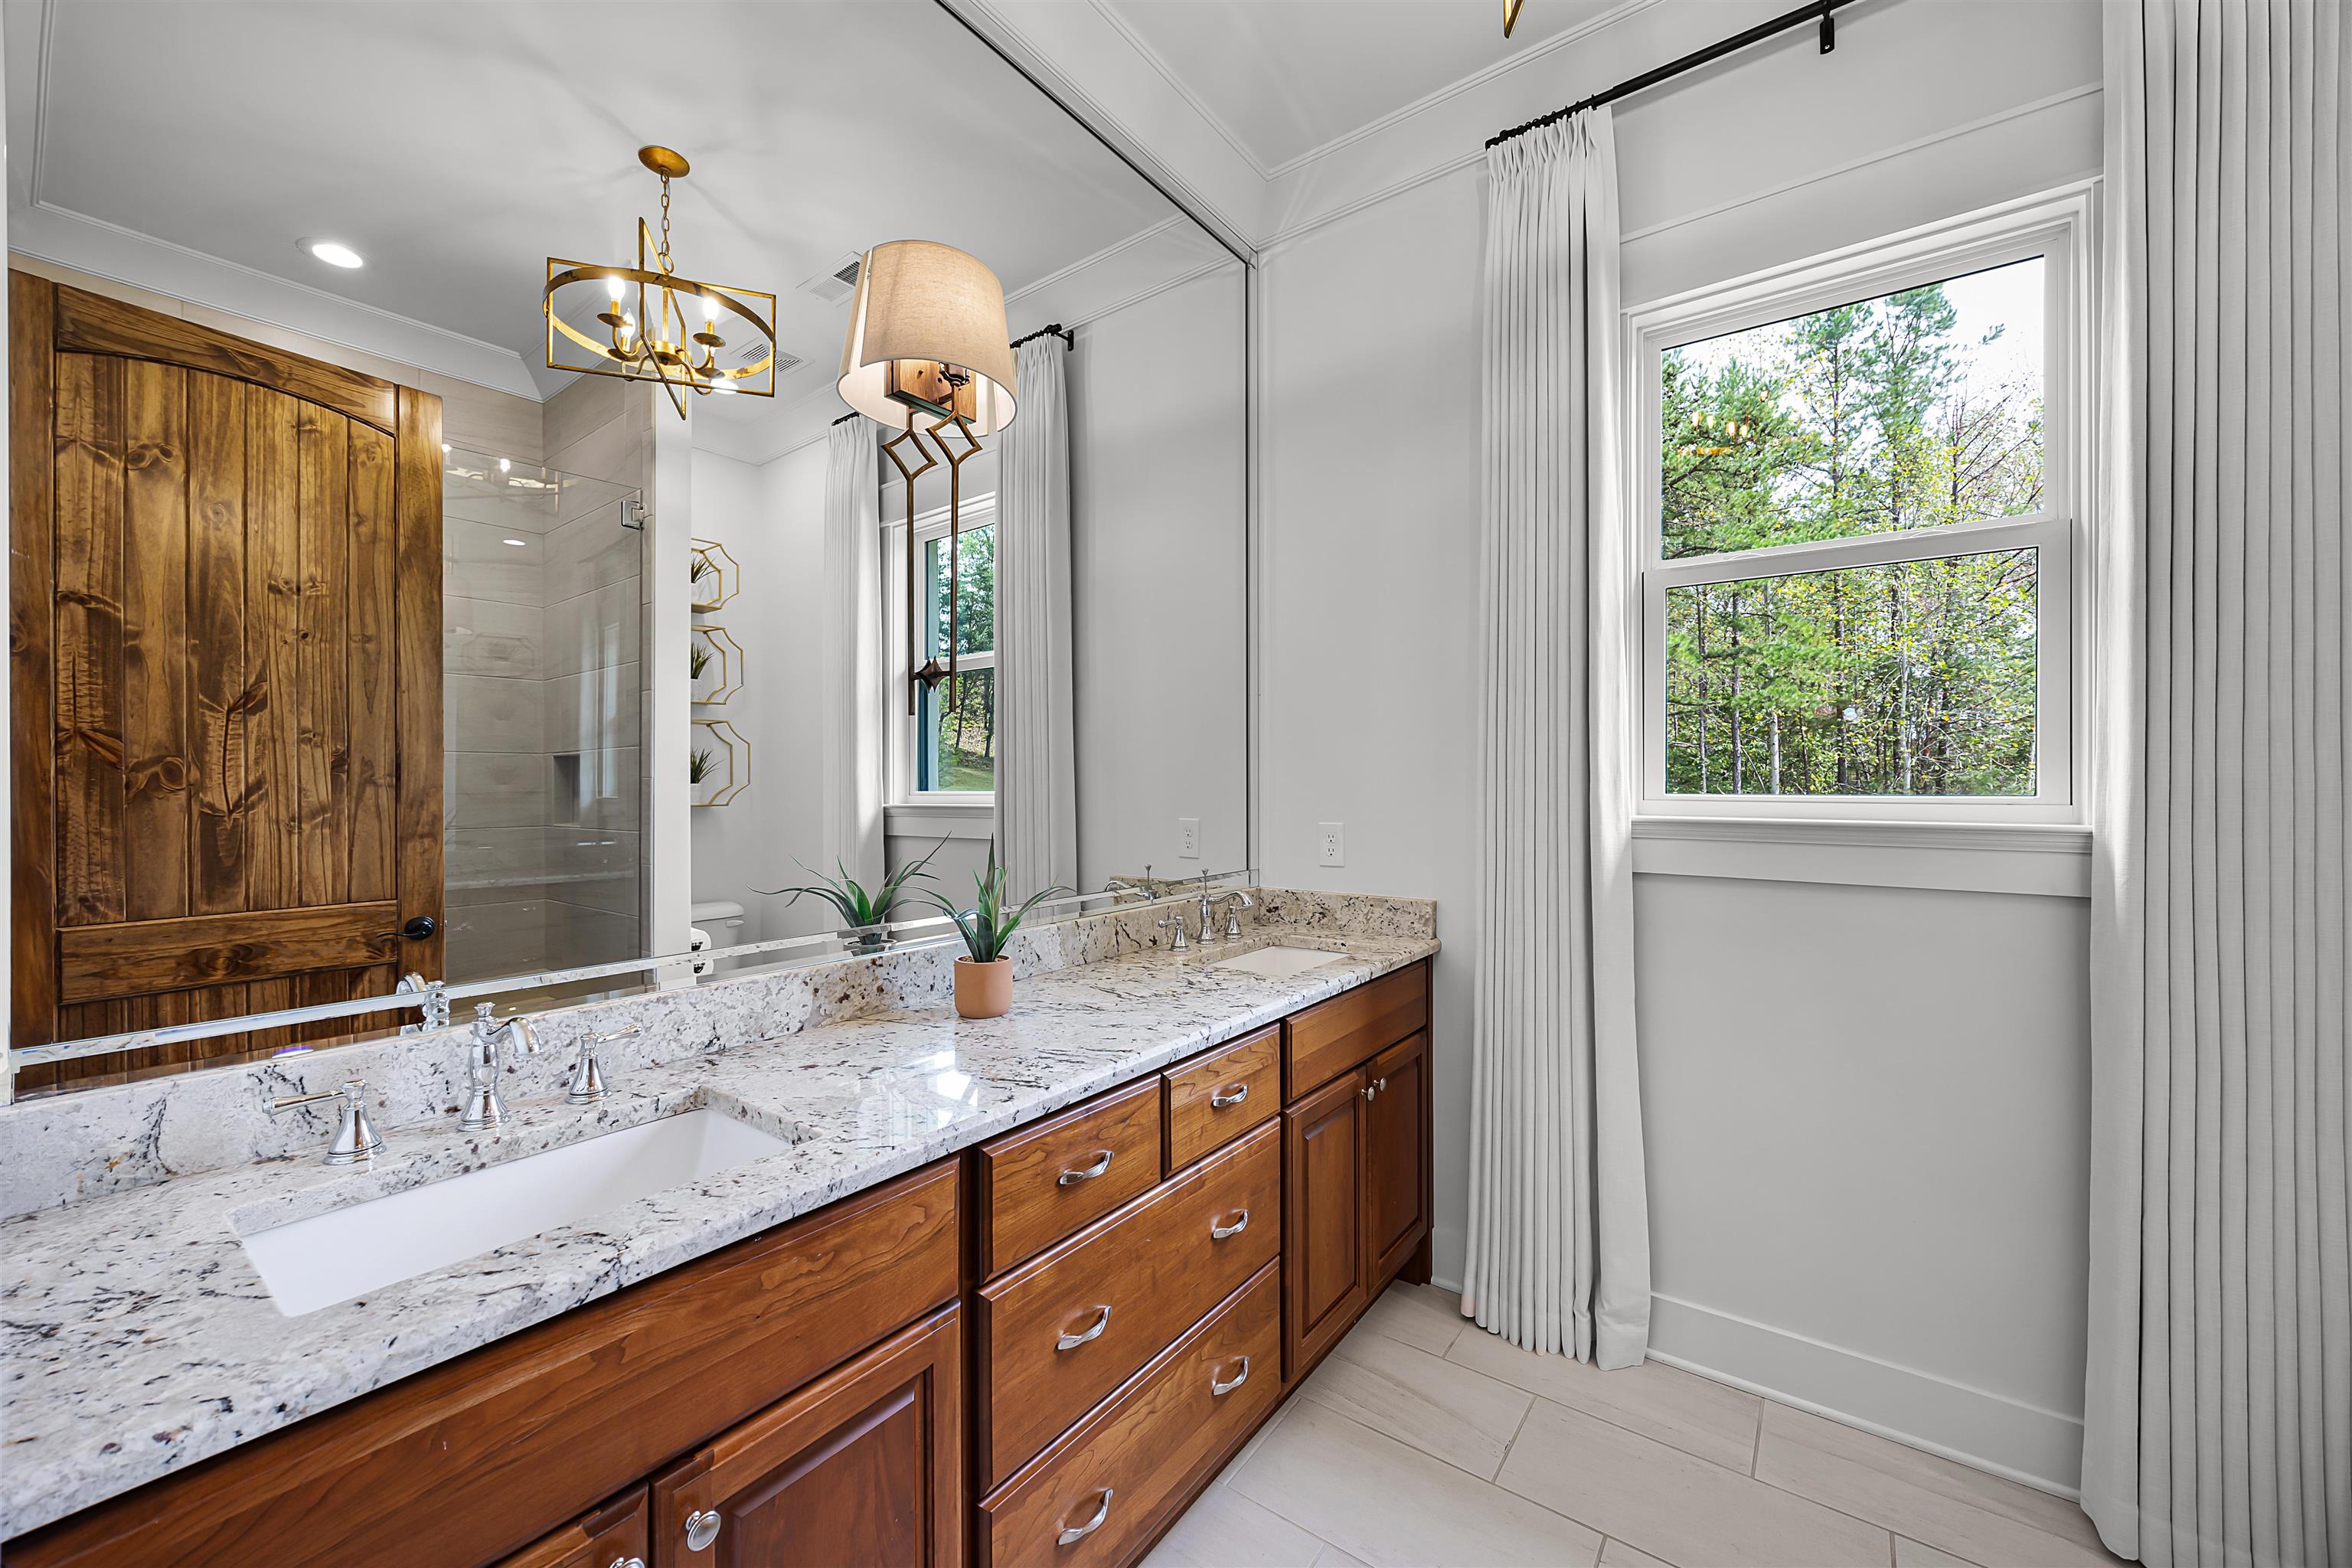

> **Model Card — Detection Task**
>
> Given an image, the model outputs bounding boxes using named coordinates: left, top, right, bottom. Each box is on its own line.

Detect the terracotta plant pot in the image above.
left=954, top=956, right=1014, bottom=1019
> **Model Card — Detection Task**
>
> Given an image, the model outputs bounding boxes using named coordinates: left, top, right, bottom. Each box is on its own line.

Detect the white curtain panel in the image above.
left=995, top=336, right=1079, bottom=900
left=821, top=418, right=887, bottom=890
left=1462, top=106, right=1650, bottom=1369
left=2083, top=4, right=2350, bottom=1564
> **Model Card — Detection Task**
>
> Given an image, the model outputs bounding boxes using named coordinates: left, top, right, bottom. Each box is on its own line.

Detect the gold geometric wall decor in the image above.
left=689, top=537, right=740, bottom=612
left=690, top=718, right=750, bottom=807
left=691, top=624, right=744, bottom=704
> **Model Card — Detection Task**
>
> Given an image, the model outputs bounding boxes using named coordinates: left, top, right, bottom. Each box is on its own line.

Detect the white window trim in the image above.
left=887, top=492, right=999, bottom=808
left=1619, top=188, right=2096, bottom=851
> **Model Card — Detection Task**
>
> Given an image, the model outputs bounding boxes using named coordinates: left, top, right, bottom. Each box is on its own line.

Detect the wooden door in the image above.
left=495, top=1486, right=649, bottom=1568
left=1362, top=1030, right=1429, bottom=1286
left=650, top=1303, right=961, bottom=1568
left=1283, top=1067, right=1367, bottom=1377
left=8, top=274, right=443, bottom=1084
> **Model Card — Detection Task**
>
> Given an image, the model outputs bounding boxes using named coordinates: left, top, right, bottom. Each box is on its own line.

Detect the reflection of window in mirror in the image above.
left=906, top=501, right=997, bottom=799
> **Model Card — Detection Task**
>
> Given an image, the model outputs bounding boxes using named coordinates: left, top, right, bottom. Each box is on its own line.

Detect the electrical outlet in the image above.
left=1318, top=822, right=1345, bottom=867
left=1178, top=818, right=1201, bottom=858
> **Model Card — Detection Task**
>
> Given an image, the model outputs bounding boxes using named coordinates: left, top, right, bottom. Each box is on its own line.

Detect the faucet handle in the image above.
left=269, top=1081, right=382, bottom=1167
left=1157, top=912, right=1191, bottom=952
left=566, top=1024, right=639, bottom=1106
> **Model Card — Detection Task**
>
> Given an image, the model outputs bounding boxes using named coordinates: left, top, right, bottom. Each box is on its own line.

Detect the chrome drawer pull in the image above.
left=1210, top=1209, right=1250, bottom=1241
left=1058, top=1151, right=1115, bottom=1185
left=1057, top=1304, right=1113, bottom=1351
left=1210, top=1355, right=1252, bottom=1396
left=1210, top=1083, right=1249, bottom=1109
left=1057, top=1488, right=1116, bottom=1547
left=684, top=1508, right=722, bottom=1552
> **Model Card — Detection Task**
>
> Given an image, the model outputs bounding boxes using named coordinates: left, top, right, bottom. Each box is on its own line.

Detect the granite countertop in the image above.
left=0, top=925, right=1436, bottom=1539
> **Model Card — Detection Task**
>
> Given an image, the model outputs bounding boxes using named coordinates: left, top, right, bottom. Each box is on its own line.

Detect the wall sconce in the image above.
left=837, top=240, right=1018, bottom=714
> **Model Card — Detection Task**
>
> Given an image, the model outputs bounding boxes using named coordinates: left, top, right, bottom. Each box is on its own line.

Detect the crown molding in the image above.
left=1261, top=0, right=1666, bottom=180
left=11, top=200, right=546, bottom=398
left=1082, top=0, right=1278, bottom=183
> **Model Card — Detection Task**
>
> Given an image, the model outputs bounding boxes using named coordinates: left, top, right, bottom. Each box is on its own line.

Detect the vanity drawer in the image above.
left=977, top=1117, right=1279, bottom=1487
left=1285, top=961, right=1428, bottom=1099
left=978, top=1076, right=1162, bottom=1276
left=978, top=1261, right=1282, bottom=1568
left=1163, top=1025, right=1280, bottom=1171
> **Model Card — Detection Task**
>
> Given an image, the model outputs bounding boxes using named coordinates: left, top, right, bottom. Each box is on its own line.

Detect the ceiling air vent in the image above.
left=800, top=252, right=864, bottom=305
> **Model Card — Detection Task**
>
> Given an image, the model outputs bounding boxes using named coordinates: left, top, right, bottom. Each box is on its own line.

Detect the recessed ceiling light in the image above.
left=502, top=538, right=528, bottom=548
left=299, top=238, right=365, bottom=269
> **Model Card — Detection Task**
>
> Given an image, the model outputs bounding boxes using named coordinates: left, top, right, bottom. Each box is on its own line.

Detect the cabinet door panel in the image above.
left=1363, top=1031, right=1429, bottom=1286
left=650, top=1304, right=959, bottom=1568
left=1283, top=1068, right=1367, bottom=1377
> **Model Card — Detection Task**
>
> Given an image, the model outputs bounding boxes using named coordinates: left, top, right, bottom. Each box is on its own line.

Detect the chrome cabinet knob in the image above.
left=1209, top=1083, right=1249, bottom=1109
left=1057, top=1488, right=1115, bottom=1547
left=1057, top=1304, right=1113, bottom=1351
left=684, top=1508, right=721, bottom=1552
left=1361, top=1083, right=1377, bottom=1101
left=1210, top=1354, right=1251, bottom=1396
left=608, top=1557, right=646, bottom=1568
left=1057, top=1151, right=1114, bottom=1185
left=1210, top=1209, right=1250, bottom=1240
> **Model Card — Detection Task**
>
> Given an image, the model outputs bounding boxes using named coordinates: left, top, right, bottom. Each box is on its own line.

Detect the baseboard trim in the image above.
left=1646, top=1292, right=2083, bottom=1498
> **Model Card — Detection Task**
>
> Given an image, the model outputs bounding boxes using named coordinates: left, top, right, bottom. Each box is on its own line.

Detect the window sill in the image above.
left=1628, top=816, right=2091, bottom=898
left=885, top=799, right=997, bottom=841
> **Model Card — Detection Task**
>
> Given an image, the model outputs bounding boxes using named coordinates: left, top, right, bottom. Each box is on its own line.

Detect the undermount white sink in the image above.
left=1210, top=945, right=1348, bottom=979
left=238, top=1108, right=791, bottom=1317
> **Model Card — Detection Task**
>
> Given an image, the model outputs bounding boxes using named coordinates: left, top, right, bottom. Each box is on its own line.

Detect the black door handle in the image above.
left=400, top=915, right=438, bottom=941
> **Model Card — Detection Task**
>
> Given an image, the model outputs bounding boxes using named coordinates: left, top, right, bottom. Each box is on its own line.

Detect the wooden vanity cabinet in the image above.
left=648, top=1305, right=961, bottom=1568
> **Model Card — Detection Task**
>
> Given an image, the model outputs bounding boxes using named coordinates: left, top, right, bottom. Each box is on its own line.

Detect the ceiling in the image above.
left=5, top=0, right=1180, bottom=433
left=1097, top=0, right=1627, bottom=172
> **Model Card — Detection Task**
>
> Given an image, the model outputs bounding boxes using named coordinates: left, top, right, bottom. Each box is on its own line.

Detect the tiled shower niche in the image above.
left=441, top=446, right=645, bottom=983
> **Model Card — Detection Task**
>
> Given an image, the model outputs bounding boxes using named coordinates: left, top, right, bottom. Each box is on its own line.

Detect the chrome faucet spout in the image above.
left=461, top=1003, right=541, bottom=1132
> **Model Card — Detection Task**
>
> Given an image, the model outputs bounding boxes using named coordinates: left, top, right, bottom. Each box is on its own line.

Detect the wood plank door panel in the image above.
left=8, top=276, right=443, bottom=1087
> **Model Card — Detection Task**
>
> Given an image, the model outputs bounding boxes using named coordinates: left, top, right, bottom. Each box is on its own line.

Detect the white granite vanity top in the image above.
left=0, top=921, right=1436, bottom=1538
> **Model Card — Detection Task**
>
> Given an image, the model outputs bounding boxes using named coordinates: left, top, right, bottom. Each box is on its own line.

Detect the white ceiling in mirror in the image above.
left=1, top=0, right=1182, bottom=444
left=1093, top=0, right=1626, bottom=172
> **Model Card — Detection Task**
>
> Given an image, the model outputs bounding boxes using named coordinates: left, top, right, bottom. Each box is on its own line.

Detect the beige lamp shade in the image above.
left=838, top=240, right=1018, bottom=436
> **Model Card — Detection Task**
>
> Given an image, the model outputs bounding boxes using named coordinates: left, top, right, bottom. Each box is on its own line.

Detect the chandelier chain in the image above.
left=657, top=176, right=675, bottom=274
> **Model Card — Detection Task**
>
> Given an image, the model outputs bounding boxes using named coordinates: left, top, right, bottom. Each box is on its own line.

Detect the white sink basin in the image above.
left=1211, top=945, right=1348, bottom=979
left=239, top=1108, right=791, bottom=1316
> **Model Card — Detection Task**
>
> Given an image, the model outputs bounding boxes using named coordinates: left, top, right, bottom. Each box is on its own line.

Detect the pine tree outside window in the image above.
left=1626, top=194, right=2086, bottom=823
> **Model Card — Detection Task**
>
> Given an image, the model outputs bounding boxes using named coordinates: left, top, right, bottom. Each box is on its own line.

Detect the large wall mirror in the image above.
left=3, top=1, right=1250, bottom=1095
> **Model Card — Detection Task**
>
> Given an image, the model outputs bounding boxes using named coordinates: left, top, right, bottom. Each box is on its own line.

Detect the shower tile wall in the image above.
left=443, top=459, right=643, bottom=983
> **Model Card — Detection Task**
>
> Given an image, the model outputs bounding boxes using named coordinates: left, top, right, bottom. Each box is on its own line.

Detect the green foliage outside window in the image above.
left=1661, top=260, right=2045, bottom=797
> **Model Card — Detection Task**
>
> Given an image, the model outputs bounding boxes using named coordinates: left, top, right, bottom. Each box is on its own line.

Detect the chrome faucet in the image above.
left=270, top=1081, right=383, bottom=1166
left=1207, top=889, right=1256, bottom=941
left=565, top=1024, right=640, bottom=1107
left=1197, top=874, right=1220, bottom=943
left=461, top=1003, right=541, bottom=1132
left=1104, top=877, right=1150, bottom=904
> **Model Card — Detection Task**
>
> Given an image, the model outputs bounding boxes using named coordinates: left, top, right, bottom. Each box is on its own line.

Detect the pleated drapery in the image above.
left=1462, top=108, right=1651, bottom=1370
left=994, top=336, right=1078, bottom=901
left=2082, top=4, right=2350, bottom=1563
left=821, top=417, right=887, bottom=893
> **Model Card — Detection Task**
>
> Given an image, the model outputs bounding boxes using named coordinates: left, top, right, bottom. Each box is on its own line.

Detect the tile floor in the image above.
left=1142, top=1282, right=2128, bottom=1568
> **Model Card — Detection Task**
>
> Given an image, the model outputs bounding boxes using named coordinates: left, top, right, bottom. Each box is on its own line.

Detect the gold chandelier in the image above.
left=544, top=146, right=779, bottom=417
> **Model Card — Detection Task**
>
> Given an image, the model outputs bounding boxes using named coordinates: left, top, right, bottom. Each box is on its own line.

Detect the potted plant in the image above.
left=920, top=842, right=1067, bottom=1019
left=758, top=841, right=942, bottom=954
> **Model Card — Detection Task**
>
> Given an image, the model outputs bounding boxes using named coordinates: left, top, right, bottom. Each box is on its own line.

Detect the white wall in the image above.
left=1256, top=0, right=2104, bottom=1492
left=1068, top=262, right=1250, bottom=887
left=688, top=442, right=831, bottom=949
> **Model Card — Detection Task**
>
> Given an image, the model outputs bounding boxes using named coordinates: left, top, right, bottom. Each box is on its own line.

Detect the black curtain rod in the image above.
left=1488, top=0, right=1854, bottom=149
